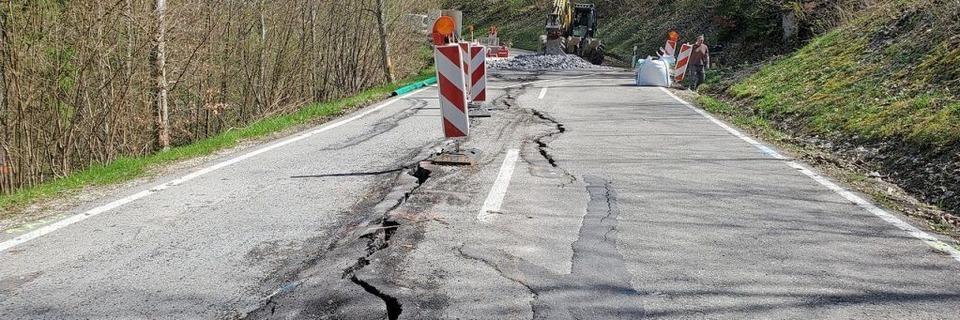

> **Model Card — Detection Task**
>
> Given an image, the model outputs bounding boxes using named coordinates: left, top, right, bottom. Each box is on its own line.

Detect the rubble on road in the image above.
left=487, top=54, right=612, bottom=71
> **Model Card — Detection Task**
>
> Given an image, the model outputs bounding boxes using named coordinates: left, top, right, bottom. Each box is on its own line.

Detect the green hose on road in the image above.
left=391, top=77, right=438, bottom=97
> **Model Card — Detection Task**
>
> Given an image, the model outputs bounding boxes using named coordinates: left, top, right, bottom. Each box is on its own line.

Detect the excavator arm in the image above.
left=542, top=0, right=573, bottom=54
left=541, top=1, right=605, bottom=64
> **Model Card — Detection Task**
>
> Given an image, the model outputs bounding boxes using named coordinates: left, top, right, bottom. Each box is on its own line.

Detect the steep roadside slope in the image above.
left=705, top=0, right=960, bottom=225
left=451, top=0, right=544, bottom=50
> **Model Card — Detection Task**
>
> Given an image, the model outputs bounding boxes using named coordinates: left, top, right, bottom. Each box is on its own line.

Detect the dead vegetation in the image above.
left=0, top=0, right=436, bottom=196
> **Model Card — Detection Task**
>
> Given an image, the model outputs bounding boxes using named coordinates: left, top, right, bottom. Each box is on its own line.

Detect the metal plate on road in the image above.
left=429, top=148, right=480, bottom=166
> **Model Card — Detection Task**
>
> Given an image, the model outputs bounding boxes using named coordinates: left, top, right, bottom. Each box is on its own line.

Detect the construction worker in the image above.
left=689, top=35, right=710, bottom=91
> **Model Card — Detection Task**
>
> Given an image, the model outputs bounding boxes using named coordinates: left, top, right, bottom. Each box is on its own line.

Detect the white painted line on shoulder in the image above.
left=538, top=87, right=549, bottom=100
left=658, top=87, right=960, bottom=263
left=478, top=149, right=521, bottom=223
left=0, top=86, right=435, bottom=253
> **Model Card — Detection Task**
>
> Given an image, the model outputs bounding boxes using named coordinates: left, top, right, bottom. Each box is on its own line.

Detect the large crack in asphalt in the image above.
left=339, top=164, right=432, bottom=320
left=458, top=176, right=644, bottom=319
left=490, top=86, right=523, bottom=111
left=239, top=143, right=438, bottom=320
left=529, top=109, right=566, bottom=168
left=521, top=108, right=577, bottom=187
left=487, top=71, right=576, bottom=185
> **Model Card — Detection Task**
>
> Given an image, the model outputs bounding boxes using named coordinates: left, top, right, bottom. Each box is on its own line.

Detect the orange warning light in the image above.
left=433, top=16, right=456, bottom=37
left=668, top=31, right=679, bottom=41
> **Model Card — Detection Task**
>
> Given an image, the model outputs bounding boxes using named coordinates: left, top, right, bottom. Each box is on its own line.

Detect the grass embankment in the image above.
left=721, top=1, right=959, bottom=147
left=454, top=0, right=543, bottom=50
left=0, top=68, right=436, bottom=216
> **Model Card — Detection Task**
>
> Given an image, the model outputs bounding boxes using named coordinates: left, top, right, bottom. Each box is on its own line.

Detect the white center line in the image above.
left=538, top=87, right=549, bottom=99
left=657, top=87, right=960, bottom=263
left=0, top=86, right=435, bottom=253
left=478, top=149, right=521, bottom=223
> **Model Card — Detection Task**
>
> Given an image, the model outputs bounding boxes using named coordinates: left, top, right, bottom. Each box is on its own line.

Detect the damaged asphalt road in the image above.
left=239, top=72, right=556, bottom=320
left=459, top=176, right=643, bottom=319
left=3, top=66, right=960, bottom=320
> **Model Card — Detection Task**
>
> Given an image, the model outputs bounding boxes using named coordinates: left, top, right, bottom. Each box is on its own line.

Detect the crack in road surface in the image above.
left=491, top=71, right=545, bottom=85
left=340, top=164, right=432, bottom=320
left=240, top=156, right=433, bottom=320
left=530, top=110, right=566, bottom=168
left=459, top=176, right=644, bottom=319
left=522, top=109, right=577, bottom=187
left=492, top=86, right=523, bottom=110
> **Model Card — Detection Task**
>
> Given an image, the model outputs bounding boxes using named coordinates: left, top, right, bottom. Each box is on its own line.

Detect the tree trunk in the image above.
left=374, top=0, right=395, bottom=84
left=310, top=1, right=321, bottom=101
left=152, top=0, right=170, bottom=150
left=0, top=8, right=7, bottom=189
left=256, top=0, right=267, bottom=115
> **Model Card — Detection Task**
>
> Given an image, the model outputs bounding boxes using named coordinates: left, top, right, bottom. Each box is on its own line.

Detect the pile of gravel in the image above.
left=487, top=54, right=611, bottom=71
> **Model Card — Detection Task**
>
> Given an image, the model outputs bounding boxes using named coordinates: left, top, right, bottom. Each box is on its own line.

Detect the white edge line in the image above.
left=0, top=85, right=436, bottom=253
left=656, top=87, right=960, bottom=263
left=478, top=149, right=521, bottom=223
left=537, top=87, right=548, bottom=100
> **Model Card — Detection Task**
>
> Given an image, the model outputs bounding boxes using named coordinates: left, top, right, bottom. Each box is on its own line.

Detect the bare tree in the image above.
left=0, top=0, right=439, bottom=195
left=375, top=0, right=395, bottom=83
left=152, top=0, right=171, bottom=150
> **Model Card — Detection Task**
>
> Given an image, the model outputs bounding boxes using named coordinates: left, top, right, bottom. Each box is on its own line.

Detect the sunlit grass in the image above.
left=727, top=3, right=959, bottom=147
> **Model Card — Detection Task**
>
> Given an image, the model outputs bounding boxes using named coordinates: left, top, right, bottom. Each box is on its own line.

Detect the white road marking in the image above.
left=538, top=87, right=548, bottom=99
left=0, top=86, right=435, bottom=253
left=478, top=149, right=521, bottom=223
left=658, top=87, right=960, bottom=263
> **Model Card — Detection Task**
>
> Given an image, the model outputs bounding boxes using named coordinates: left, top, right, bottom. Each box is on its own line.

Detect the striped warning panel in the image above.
left=459, top=42, right=472, bottom=96
left=470, top=46, right=487, bottom=103
left=664, top=40, right=677, bottom=57
left=435, top=43, right=470, bottom=138
left=675, top=43, right=693, bottom=82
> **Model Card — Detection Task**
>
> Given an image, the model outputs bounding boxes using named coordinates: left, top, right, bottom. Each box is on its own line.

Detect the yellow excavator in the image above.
left=540, top=0, right=605, bottom=65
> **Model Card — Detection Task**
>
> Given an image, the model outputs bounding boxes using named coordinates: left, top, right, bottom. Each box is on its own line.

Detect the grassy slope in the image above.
left=452, top=0, right=544, bottom=50
left=726, top=0, right=959, bottom=146
left=0, top=68, right=436, bottom=216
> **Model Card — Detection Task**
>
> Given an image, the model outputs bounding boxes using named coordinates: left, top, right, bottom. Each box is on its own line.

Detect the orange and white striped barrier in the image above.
left=469, top=46, right=487, bottom=103
left=435, top=43, right=470, bottom=138
left=675, top=43, right=693, bottom=82
left=664, top=40, right=677, bottom=57
left=459, top=42, right=472, bottom=97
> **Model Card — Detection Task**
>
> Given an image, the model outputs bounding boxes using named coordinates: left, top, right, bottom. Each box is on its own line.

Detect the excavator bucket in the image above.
left=541, top=2, right=571, bottom=56
left=543, top=38, right=566, bottom=55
